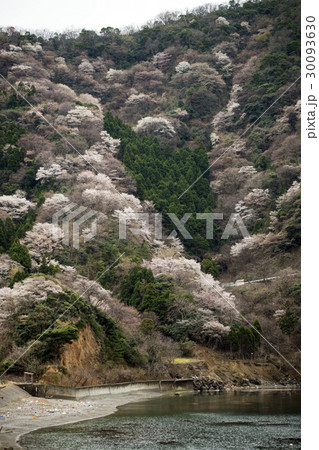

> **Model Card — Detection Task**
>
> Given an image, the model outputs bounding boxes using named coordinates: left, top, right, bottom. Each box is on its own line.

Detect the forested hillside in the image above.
left=0, top=0, right=300, bottom=386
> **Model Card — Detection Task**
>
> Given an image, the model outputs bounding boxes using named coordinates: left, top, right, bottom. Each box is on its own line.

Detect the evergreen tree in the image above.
left=120, top=267, right=173, bottom=322
left=279, top=306, right=298, bottom=335
left=38, top=255, right=60, bottom=275
left=9, top=270, right=28, bottom=287
left=9, top=239, right=31, bottom=271
left=5, top=218, right=15, bottom=248
left=200, top=257, right=220, bottom=279
left=251, top=319, right=262, bottom=344
left=0, top=219, right=6, bottom=252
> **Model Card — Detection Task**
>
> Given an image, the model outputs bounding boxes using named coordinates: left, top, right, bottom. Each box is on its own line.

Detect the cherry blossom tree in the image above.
left=0, top=276, right=63, bottom=325
left=78, top=59, right=95, bottom=74
left=201, top=320, right=231, bottom=341
left=0, top=193, right=36, bottom=219
left=175, top=61, right=190, bottom=74
left=238, top=166, right=257, bottom=178
left=179, top=63, right=226, bottom=93
left=144, top=256, right=237, bottom=316
left=100, top=131, right=121, bottom=154
left=212, top=84, right=241, bottom=131
left=0, top=254, right=24, bottom=287
left=210, top=132, right=219, bottom=147
left=36, top=163, right=65, bottom=181
left=216, top=17, right=229, bottom=26
left=22, top=222, right=63, bottom=266
left=54, top=265, right=141, bottom=336
left=152, top=52, right=172, bottom=69
left=82, top=188, right=141, bottom=214
left=125, top=93, right=154, bottom=106
left=66, top=106, right=95, bottom=127
left=134, top=116, right=176, bottom=138
left=276, top=181, right=300, bottom=210
left=106, top=68, right=125, bottom=82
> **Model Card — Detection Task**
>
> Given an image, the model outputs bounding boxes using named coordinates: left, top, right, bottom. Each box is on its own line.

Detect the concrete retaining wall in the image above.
left=18, top=378, right=193, bottom=400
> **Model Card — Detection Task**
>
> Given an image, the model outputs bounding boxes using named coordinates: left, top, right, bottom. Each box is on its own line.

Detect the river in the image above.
left=20, top=389, right=301, bottom=449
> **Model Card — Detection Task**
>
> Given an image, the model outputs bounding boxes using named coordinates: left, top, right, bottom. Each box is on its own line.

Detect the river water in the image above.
left=21, top=389, right=301, bottom=449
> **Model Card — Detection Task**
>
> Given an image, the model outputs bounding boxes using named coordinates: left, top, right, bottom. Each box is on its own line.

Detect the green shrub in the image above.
left=120, top=267, right=174, bottom=322
left=140, top=318, right=155, bottom=335
left=9, top=270, right=28, bottom=287
left=228, top=319, right=263, bottom=356
left=200, top=257, right=220, bottom=279
left=279, top=304, right=298, bottom=335
left=9, top=239, right=31, bottom=270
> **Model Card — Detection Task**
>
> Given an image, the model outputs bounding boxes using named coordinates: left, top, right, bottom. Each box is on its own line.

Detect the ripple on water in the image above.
left=20, top=390, right=301, bottom=450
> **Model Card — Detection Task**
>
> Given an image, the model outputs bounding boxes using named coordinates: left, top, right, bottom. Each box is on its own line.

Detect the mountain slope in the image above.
left=0, top=0, right=300, bottom=385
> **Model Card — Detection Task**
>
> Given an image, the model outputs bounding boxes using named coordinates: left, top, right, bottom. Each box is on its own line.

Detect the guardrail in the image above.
left=222, top=273, right=300, bottom=288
